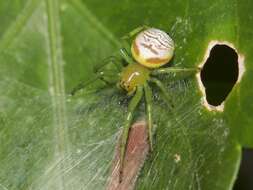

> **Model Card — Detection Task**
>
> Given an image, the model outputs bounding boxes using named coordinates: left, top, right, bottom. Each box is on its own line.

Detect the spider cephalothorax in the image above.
left=70, top=26, right=198, bottom=181
left=119, top=63, right=150, bottom=94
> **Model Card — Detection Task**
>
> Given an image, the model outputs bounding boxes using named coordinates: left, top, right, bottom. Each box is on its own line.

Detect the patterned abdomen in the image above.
left=131, top=28, right=174, bottom=68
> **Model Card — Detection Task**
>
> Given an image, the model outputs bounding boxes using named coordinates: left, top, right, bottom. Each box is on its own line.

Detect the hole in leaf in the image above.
left=233, top=148, right=253, bottom=190
left=200, top=44, right=239, bottom=106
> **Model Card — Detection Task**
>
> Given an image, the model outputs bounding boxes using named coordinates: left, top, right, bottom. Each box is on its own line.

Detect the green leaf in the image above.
left=0, top=0, right=252, bottom=190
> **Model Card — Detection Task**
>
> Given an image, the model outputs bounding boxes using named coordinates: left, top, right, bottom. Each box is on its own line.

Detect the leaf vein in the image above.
left=69, top=0, right=120, bottom=48
left=0, top=0, right=39, bottom=52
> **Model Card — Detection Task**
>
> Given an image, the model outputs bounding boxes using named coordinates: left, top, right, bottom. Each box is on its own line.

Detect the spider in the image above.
left=70, top=26, right=198, bottom=179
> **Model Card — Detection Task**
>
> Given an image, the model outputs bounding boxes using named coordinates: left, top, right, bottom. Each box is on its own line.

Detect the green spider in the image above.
left=70, top=26, right=198, bottom=178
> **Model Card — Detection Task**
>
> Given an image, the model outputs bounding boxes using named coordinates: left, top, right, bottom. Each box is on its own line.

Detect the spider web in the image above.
left=0, top=75, right=232, bottom=190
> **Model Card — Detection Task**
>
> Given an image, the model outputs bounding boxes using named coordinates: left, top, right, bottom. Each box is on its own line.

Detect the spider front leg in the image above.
left=119, top=86, right=143, bottom=181
left=69, top=71, right=119, bottom=96
left=119, top=47, right=134, bottom=65
left=119, top=25, right=149, bottom=65
left=121, top=25, right=149, bottom=40
left=93, top=56, right=123, bottom=73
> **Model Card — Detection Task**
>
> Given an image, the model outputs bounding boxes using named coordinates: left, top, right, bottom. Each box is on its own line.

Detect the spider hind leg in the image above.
left=119, top=86, right=143, bottom=182
left=149, top=77, right=175, bottom=109
left=144, top=83, right=154, bottom=151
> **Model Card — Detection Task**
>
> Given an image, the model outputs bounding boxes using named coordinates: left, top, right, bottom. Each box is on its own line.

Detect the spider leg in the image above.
left=99, top=72, right=119, bottom=86
left=144, top=83, right=153, bottom=151
left=151, top=67, right=200, bottom=76
left=149, top=77, right=174, bottom=108
left=119, top=25, right=150, bottom=65
left=69, top=72, right=119, bottom=96
left=119, top=47, right=134, bottom=65
left=93, top=56, right=123, bottom=73
left=94, top=25, right=148, bottom=69
left=119, top=86, right=143, bottom=181
left=121, top=25, right=149, bottom=40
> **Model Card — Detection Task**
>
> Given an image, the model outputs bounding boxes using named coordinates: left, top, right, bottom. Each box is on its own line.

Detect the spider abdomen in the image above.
left=120, top=64, right=150, bottom=93
left=131, top=28, right=174, bottom=68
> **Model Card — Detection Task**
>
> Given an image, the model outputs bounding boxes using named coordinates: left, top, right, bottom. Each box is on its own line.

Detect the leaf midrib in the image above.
left=45, top=0, right=70, bottom=189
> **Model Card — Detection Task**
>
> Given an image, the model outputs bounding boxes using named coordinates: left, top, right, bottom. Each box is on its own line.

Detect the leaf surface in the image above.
left=0, top=0, right=252, bottom=189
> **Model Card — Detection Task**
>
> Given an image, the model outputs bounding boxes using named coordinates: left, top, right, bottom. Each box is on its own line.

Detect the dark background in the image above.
left=234, top=149, right=253, bottom=190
